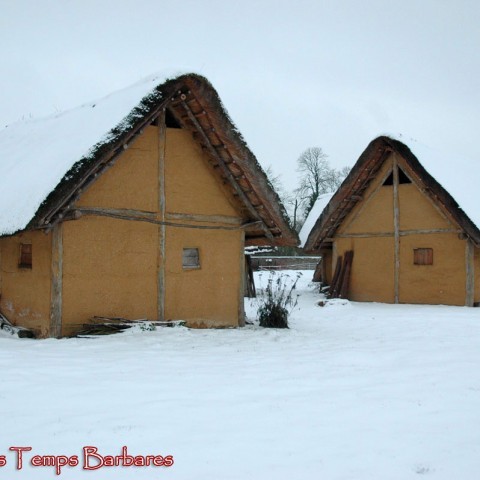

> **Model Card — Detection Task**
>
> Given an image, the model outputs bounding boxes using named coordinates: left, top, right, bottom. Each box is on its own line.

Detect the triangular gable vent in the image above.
left=383, top=168, right=411, bottom=186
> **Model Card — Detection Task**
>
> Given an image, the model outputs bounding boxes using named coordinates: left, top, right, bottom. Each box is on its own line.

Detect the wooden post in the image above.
left=339, top=250, right=354, bottom=299
left=0, top=240, right=2, bottom=298
left=465, top=239, right=474, bottom=307
left=312, top=260, right=323, bottom=282
left=238, top=230, right=246, bottom=327
left=157, top=109, right=166, bottom=321
left=321, top=254, right=327, bottom=284
left=392, top=160, right=400, bottom=304
left=330, top=256, right=343, bottom=298
left=332, top=241, right=337, bottom=274
left=49, top=223, right=63, bottom=338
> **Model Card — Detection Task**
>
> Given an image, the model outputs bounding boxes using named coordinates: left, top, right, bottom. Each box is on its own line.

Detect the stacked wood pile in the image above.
left=328, top=250, right=354, bottom=299
left=0, top=312, right=36, bottom=338
left=74, top=316, right=186, bottom=337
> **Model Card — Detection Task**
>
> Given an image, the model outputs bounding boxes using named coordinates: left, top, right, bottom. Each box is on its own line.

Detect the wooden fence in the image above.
left=249, top=256, right=320, bottom=271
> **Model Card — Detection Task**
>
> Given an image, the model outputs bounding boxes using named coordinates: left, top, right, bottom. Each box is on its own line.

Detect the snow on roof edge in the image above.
left=0, top=70, right=195, bottom=235
left=299, top=193, right=334, bottom=248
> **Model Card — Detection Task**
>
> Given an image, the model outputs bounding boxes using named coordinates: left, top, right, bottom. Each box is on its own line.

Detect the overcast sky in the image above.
left=1, top=0, right=479, bottom=192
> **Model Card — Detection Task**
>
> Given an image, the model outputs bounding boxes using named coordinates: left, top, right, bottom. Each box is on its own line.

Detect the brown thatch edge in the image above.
left=304, top=135, right=480, bottom=252
left=12, top=74, right=297, bottom=247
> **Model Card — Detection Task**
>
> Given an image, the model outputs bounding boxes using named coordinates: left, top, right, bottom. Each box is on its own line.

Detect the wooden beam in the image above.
left=158, top=110, right=166, bottom=322
left=49, top=223, right=63, bottom=338
left=401, top=228, right=461, bottom=236
left=238, top=231, right=246, bottom=327
left=0, top=240, right=2, bottom=296
left=332, top=241, right=338, bottom=284
left=39, top=102, right=171, bottom=227
left=393, top=157, right=400, bottom=304
left=179, top=100, right=274, bottom=241
left=166, top=212, right=242, bottom=225
left=335, top=228, right=460, bottom=239
left=73, top=207, right=253, bottom=231
left=465, top=239, right=475, bottom=307
left=74, top=207, right=156, bottom=221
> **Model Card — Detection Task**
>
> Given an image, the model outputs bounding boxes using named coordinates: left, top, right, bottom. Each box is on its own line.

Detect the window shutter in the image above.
left=19, top=243, right=33, bottom=268
left=414, top=248, right=433, bottom=265
left=182, top=248, right=200, bottom=269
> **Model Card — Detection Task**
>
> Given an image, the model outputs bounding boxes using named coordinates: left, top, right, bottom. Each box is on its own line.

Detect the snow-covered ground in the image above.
left=1, top=270, right=480, bottom=479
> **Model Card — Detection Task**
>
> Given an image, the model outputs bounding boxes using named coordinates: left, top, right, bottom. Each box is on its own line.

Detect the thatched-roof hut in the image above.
left=0, top=73, right=298, bottom=337
left=302, top=135, right=480, bottom=306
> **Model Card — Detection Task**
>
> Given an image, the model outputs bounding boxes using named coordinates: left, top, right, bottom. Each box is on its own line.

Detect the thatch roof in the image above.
left=0, top=73, right=298, bottom=247
left=303, top=135, right=480, bottom=251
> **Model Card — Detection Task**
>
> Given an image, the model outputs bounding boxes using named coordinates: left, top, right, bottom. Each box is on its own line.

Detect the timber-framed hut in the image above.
left=302, top=136, right=480, bottom=306
left=0, top=73, right=298, bottom=337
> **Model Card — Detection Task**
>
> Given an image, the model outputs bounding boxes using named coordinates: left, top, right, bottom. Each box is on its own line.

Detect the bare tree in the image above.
left=295, top=147, right=349, bottom=219
left=265, top=165, right=303, bottom=234
left=264, top=155, right=350, bottom=232
left=265, top=165, right=284, bottom=196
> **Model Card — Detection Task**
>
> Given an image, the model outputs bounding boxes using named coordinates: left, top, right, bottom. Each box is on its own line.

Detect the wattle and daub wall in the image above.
left=0, top=125, right=244, bottom=337
left=330, top=152, right=479, bottom=306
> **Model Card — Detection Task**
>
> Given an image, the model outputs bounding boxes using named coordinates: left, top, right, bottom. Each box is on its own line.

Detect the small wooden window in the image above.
left=414, top=248, right=433, bottom=265
left=183, top=248, right=200, bottom=269
left=19, top=243, right=32, bottom=269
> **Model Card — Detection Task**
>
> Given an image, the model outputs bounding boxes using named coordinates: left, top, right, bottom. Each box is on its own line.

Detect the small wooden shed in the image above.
left=0, top=73, right=298, bottom=337
left=302, top=136, right=480, bottom=306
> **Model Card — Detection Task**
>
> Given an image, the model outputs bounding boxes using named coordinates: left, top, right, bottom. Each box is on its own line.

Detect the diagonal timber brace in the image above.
left=179, top=99, right=274, bottom=242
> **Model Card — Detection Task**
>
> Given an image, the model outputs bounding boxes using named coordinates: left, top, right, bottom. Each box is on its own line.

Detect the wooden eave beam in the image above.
left=39, top=99, right=172, bottom=229
left=310, top=146, right=392, bottom=250
left=177, top=97, right=275, bottom=242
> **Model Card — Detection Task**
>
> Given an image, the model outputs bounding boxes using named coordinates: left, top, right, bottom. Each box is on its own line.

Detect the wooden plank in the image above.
left=335, top=228, right=460, bottom=239
left=238, top=231, right=246, bottom=326
left=331, top=242, right=337, bottom=285
left=414, top=248, right=433, bottom=265
left=321, top=253, right=328, bottom=284
left=49, top=223, right=63, bottom=338
left=75, top=207, right=156, bottom=220
left=244, top=255, right=256, bottom=298
left=339, top=250, right=354, bottom=299
left=166, top=212, right=242, bottom=225
left=465, top=239, right=475, bottom=307
left=393, top=157, right=400, bottom=304
left=0, top=240, right=2, bottom=295
left=312, top=260, right=323, bottom=282
left=402, top=228, right=459, bottom=236
left=329, top=256, right=343, bottom=298
left=74, top=208, right=247, bottom=231
left=158, top=110, right=166, bottom=321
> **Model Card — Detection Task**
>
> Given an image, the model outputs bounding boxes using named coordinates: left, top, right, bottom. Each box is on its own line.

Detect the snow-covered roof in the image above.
left=299, top=193, right=334, bottom=247
left=303, top=135, right=480, bottom=251
left=0, top=72, right=298, bottom=246
left=0, top=72, right=180, bottom=235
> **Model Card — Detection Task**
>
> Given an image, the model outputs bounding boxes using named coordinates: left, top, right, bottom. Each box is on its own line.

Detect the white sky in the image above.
left=1, top=0, right=479, bottom=192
